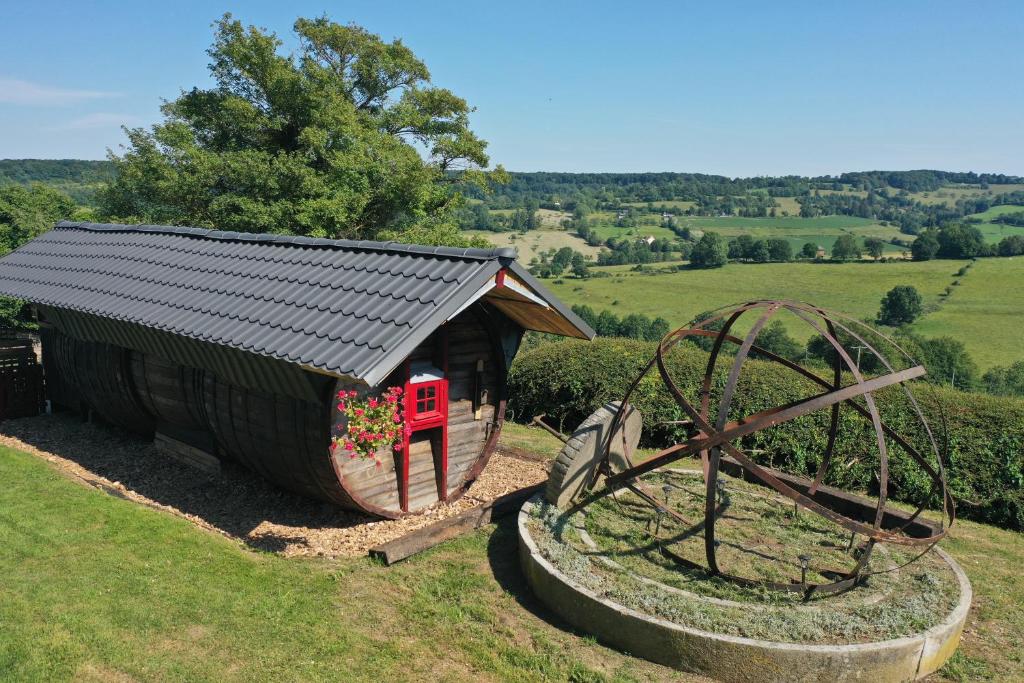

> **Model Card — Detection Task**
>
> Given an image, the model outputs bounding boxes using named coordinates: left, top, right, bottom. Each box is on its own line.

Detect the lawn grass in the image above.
left=547, top=259, right=967, bottom=346
left=910, top=257, right=1024, bottom=371
left=1, top=429, right=1022, bottom=681
left=0, top=442, right=683, bottom=682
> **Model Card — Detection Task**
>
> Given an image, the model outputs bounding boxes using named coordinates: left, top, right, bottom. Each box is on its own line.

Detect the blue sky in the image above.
left=1, top=1, right=1021, bottom=176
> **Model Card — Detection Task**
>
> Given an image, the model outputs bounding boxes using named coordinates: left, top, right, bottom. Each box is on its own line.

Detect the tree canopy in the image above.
left=689, top=232, right=728, bottom=268
left=99, top=14, right=504, bottom=246
left=0, top=183, right=77, bottom=328
left=831, top=234, right=861, bottom=260
left=877, top=285, right=923, bottom=326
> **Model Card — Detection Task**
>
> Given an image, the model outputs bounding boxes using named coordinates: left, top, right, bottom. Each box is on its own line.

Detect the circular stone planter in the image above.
left=519, top=494, right=971, bottom=683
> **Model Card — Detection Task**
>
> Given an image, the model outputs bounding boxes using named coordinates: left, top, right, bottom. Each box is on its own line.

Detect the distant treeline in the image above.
left=0, top=159, right=114, bottom=205
left=460, top=169, right=1022, bottom=211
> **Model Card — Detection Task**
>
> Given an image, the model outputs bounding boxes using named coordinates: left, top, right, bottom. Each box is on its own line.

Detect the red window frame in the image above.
left=398, top=330, right=449, bottom=512
left=408, top=379, right=445, bottom=426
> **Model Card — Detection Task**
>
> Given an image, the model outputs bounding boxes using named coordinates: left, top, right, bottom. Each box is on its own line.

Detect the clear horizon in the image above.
left=1, top=1, right=1021, bottom=176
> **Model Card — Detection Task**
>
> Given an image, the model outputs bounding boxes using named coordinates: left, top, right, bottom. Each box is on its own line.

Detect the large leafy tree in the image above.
left=877, top=285, right=923, bottom=326
left=99, top=14, right=504, bottom=245
left=689, top=232, right=728, bottom=268
left=0, top=184, right=77, bottom=328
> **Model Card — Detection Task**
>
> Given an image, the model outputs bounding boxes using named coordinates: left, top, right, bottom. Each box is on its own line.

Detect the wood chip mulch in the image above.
left=0, top=413, right=549, bottom=558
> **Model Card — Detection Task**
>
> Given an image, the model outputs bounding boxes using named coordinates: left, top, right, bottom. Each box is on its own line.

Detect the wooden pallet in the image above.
left=154, top=432, right=222, bottom=475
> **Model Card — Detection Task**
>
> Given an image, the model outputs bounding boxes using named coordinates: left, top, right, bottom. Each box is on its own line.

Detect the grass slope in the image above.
left=910, top=257, right=1024, bottom=371
left=1, top=430, right=1022, bottom=681
left=546, top=259, right=966, bottom=343
left=965, top=205, right=1024, bottom=244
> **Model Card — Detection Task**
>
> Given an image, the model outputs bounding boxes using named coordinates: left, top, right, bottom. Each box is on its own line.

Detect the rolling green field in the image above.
left=902, top=183, right=1024, bottom=207
left=573, top=215, right=910, bottom=256
left=587, top=223, right=679, bottom=241
left=545, top=257, right=1023, bottom=370
left=966, top=205, right=1024, bottom=244
left=547, top=259, right=962, bottom=327
left=679, top=215, right=909, bottom=255
left=910, top=257, right=1024, bottom=370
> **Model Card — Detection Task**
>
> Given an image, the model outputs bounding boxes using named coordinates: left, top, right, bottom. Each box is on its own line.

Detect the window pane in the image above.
left=416, top=387, right=427, bottom=400
left=425, top=386, right=436, bottom=398
left=425, top=400, right=435, bottom=412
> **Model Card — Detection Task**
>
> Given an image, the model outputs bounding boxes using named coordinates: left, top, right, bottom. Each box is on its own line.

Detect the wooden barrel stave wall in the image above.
left=332, top=308, right=504, bottom=517
left=44, top=328, right=156, bottom=435
left=40, top=301, right=512, bottom=519
left=130, top=351, right=208, bottom=435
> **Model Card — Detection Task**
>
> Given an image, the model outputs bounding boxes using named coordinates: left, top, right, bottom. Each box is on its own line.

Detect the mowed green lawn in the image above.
left=0, top=443, right=679, bottom=683
left=910, top=257, right=1024, bottom=370
left=547, top=259, right=966, bottom=344
left=1, top=429, right=1022, bottom=682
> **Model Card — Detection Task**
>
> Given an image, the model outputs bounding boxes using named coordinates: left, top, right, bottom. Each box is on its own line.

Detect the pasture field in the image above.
left=0, top=425, right=1021, bottom=682
left=544, top=259, right=1007, bottom=356
left=621, top=200, right=697, bottom=211
left=901, top=183, right=1024, bottom=207
left=587, top=223, right=679, bottom=241
left=966, top=205, right=1024, bottom=244
left=911, top=257, right=1024, bottom=371
left=676, top=215, right=909, bottom=255
left=467, top=228, right=600, bottom=264
left=772, top=196, right=802, bottom=215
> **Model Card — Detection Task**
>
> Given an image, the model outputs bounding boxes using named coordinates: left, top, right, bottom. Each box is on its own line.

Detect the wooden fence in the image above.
left=0, top=334, right=44, bottom=422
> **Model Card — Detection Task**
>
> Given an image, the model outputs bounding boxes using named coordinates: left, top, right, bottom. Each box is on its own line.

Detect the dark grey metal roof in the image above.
left=0, top=221, right=592, bottom=385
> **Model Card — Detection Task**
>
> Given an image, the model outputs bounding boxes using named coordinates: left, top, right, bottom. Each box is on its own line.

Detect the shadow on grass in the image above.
left=483, top=512, right=595, bottom=637
left=0, top=412, right=377, bottom=554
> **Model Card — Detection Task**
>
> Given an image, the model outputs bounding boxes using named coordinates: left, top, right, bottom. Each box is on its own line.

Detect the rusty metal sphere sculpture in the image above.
left=596, top=300, right=954, bottom=597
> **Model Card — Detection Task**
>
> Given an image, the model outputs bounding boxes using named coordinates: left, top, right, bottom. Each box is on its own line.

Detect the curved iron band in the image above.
left=739, top=300, right=951, bottom=527
left=780, top=306, right=893, bottom=532
left=607, top=325, right=953, bottom=535
left=704, top=304, right=784, bottom=573
left=780, top=301, right=953, bottom=528
left=608, top=356, right=937, bottom=544
left=598, top=302, right=951, bottom=535
left=594, top=302, right=951, bottom=593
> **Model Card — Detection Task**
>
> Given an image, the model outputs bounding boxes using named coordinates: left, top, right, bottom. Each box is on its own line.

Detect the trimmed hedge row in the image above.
left=508, top=338, right=1024, bottom=531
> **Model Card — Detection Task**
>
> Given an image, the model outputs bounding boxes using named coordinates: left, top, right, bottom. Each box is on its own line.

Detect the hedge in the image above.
left=508, top=338, right=1024, bottom=531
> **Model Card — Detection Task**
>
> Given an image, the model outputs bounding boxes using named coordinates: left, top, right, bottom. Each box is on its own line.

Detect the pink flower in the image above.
left=343, top=442, right=355, bottom=451
left=337, top=402, right=347, bottom=412
left=353, top=408, right=364, bottom=417
left=392, top=414, right=401, bottom=423
left=368, top=398, right=378, bottom=409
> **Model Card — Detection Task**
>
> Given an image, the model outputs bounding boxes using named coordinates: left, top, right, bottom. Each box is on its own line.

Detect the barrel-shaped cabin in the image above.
left=0, top=221, right=593, bottom=517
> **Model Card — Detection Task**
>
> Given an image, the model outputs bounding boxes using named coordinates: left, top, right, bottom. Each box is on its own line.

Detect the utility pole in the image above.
left=852, top=345, right=869, bottom=371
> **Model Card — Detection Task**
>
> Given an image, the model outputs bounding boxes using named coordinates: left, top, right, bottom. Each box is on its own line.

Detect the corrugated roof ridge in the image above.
left=54, top=221, right=519, bottom=261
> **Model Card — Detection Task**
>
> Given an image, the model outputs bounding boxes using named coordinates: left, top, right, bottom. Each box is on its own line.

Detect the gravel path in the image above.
left=0, top=413, right=548, bottom=558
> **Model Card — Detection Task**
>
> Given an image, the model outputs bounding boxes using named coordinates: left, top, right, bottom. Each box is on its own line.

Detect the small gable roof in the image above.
left=0, top=221, right=593, bottom=385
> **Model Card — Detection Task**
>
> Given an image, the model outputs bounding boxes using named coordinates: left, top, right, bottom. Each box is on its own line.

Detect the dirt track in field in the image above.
left=0, top=413, right=548, bottom=558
